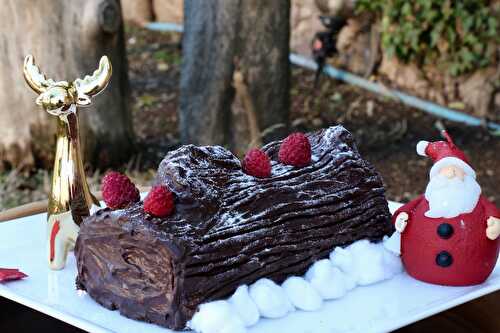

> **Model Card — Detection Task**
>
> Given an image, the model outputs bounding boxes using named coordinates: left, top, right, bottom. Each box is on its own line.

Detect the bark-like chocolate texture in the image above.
left=75, top=126, right=393, bottom=330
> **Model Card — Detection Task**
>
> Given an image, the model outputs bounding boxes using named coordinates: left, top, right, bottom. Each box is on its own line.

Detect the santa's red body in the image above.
left=393, top=195, right=500, bottom=286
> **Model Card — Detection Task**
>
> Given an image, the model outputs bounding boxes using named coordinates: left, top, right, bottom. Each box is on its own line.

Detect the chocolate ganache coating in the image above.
left=75, top=126, right=393, bottom=330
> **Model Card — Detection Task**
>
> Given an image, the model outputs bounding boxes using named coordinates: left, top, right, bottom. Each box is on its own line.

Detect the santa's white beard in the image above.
left=424, top=173, right=481, bottom=218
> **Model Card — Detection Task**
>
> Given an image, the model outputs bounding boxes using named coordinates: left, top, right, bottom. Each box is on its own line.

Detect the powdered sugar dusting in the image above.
left=154, top=126, right=380, bottom=242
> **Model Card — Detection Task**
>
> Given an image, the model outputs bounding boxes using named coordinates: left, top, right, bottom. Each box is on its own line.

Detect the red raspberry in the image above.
left=242, top=148, right=272, bottom=178
left=144, top=185, right=175, bottom=217
left=278, top=133, right=311, bottom=167
left=101, top=171, right=140, bottom=209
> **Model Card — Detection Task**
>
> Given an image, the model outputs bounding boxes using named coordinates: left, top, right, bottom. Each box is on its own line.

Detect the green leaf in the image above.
left=401, top=2, right=412, bottom=16
left=371, top=0, right=495, bottom=75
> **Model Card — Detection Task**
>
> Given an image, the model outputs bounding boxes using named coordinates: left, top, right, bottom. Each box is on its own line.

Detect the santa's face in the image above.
left=424, top=165, right=481, bottom=218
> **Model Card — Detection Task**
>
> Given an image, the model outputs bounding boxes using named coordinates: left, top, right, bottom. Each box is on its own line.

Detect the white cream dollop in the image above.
left=249, top=278, right=294, bottom=319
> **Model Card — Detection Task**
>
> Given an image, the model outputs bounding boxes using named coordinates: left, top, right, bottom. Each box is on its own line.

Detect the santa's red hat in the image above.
left=416, top=131, right=475, bottom=179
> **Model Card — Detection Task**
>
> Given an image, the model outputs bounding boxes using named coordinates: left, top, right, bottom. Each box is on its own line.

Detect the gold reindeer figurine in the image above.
left=23, top=55, right=112, bottom=270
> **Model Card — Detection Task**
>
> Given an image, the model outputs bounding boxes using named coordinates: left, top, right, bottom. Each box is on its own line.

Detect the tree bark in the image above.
left=0, top=0, right=134, bottom=170
left=238, top=0, right=291, bottom=143
left=75, top=126, right=393, bottom=329
left=179, top=0, right=290, bottom=149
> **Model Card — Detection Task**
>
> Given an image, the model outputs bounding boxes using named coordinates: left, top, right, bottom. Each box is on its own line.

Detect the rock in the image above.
left=459, top=67, right=498, bottom=119
left=290, top=0, right=323, bottom=55
left=378, top=54, right=499, bottom=120
left=153, top=0, right=184, bottom=24
left=378, top=56, right=430, bottom=99
left=336, top=17, right=380, bottom=76
left=494, top=92, right=500, bottom=113
left=315, top=0, right=356, bottom=16
left=121, top=0, right=153, bottom=25
left=290, top=0, right=357, bottom=56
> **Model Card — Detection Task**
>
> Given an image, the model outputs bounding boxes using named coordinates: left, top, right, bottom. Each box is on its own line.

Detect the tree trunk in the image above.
left=0, top=0, right=134, bottom=170
left=75, top=126, right=393, bottom=329
left=237, top=0, right=291, bottom=144
left=179, top=0, right=290, bottom=149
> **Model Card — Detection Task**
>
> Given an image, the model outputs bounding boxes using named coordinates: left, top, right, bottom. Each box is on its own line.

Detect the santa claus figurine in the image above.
left=391, top=131, right=500, bottom=286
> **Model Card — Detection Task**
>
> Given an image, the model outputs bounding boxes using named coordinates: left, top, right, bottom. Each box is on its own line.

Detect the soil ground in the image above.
left=0, top=26, right=498, bottom=210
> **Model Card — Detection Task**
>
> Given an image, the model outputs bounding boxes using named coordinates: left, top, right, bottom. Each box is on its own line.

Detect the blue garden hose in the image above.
left=144, top=22, right=500, bottom=132
left=290, top=54, right=500, bottom=132
left=146, top=22, right=184, bottom=33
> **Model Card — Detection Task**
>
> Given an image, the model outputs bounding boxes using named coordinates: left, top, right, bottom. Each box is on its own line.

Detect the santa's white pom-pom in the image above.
left=282, top=277, right=323, bottom=311
left=416, top=140, right=429, bottom=156
left=188, top=300, right=246, bottom=333
left=249, top=278, right=294, bottom=318
left=228, top=285, right=260, bottom=327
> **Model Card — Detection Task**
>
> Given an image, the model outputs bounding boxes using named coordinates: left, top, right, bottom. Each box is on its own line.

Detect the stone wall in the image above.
left=326, top=1, right=500, bottom=121
left=335, top=15, right=499, bottom=121
left=379, top=56, right=499, bottom=121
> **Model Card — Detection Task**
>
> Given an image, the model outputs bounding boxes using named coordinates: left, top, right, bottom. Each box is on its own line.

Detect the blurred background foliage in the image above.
left=357, top=0, right=499, bottom=75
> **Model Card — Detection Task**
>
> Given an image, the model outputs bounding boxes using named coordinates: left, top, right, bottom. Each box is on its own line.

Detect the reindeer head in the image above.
left=23, top=55, right=112, bottom=116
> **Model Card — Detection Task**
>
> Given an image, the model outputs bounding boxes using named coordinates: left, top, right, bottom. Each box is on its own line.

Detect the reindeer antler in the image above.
left=73, top=56, right=112, bottom=105
left=23, top=55, right=56, bottom=94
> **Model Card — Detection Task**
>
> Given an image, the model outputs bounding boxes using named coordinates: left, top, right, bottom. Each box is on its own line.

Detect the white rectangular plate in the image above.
left=1, top=202, right=500, bottom=333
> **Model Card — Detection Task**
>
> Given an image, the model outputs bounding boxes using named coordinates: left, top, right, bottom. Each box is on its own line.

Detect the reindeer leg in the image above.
left=47, top=211, right=80, bottom=270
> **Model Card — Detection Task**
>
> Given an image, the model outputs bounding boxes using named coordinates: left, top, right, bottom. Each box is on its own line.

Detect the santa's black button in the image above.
left=436, top=251, right=453, bottom=267
left=437, top=223, right=453, bottom=239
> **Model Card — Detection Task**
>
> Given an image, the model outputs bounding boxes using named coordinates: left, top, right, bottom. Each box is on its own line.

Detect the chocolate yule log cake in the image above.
left=75, top=126, right=393, bottom=329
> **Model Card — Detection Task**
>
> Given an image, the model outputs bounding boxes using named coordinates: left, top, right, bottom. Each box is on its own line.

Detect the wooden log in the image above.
left=75, top=126, right=393, bottom=329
